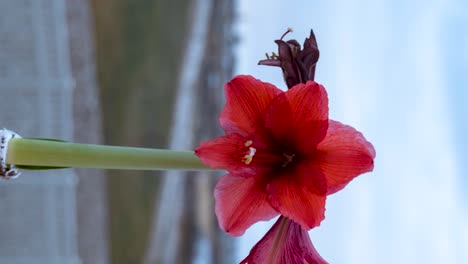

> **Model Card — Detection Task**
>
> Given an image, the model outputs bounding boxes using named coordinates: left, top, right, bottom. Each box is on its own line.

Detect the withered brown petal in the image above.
left=258, top=29, right=320, bottom=88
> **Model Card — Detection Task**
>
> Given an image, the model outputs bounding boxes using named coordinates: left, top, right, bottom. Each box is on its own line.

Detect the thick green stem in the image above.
left=6, top=138, right=211, bottom=171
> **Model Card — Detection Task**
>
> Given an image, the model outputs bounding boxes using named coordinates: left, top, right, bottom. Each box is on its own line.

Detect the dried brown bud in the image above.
left=259, top=29, right=319, bottom=88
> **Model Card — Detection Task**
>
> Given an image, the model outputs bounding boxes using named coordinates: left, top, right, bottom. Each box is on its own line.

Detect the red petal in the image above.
left=315, top=120, right=376, bottom=195
left=265, top=81, right=328, bottom=153
left=215, top=174, right=278, bottom=236
left=195, top=133, right=255, bottom=175
left=241, top=216, right=328, bottom=264
left=220, top=75, right=283, bottom=137
left=195, top=133, right=284, bottom=176
left=266, top=163, right=327, bottom=230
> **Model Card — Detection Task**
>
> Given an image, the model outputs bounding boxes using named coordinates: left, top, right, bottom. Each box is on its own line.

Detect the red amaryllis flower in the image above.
left=195, top=75, right=375, bottom=236
left=241, top=216, right=327, bottom=264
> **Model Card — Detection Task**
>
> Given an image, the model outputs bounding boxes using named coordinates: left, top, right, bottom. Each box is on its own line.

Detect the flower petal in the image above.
left=315, top=120, right=376, bottom=195
left=267, top=163, right=327, bottom=230
left=195, top=133, right=284, bottom=176
left=241, top=216, right=328, bottom=264
left=195, top=133, right=257, bottom=176
left=215, top=174, right=278, bottom=236
left=265, top=81, right=328, bottom=153
left=220, top=75, right=283, bottom=137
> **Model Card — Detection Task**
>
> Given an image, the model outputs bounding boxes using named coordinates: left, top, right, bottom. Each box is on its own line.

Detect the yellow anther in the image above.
left=243, top=155, right=253, bottom=165
left=243, top=147, right=256, bottom=165
left=245, top=140, right=253, bottom=147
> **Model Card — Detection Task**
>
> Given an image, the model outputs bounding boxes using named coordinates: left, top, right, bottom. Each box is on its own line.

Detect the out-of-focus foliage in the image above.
left=91, top=1, right=191, bottom=263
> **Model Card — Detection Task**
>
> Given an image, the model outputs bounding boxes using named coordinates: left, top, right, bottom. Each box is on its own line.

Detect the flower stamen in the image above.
left=280, top=27, right=293, bottom=40
left=282, top=153, right=295, bottom=167
left=243, top=147, right=256, bottom=165
left=243, top=141, right=256, bottom=165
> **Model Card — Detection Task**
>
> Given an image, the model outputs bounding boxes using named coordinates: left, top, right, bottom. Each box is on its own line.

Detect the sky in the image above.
left=235, top=0, right=468, bottom=263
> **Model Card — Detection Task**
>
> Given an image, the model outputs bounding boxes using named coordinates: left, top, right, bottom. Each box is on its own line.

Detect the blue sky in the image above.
left=443, top=8, right=468, bottom=201
left=235, top=0, right=468, bottom=263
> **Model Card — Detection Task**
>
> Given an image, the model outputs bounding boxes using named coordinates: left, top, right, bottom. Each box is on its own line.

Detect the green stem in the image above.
left=6, top=138, right=211, bottom=171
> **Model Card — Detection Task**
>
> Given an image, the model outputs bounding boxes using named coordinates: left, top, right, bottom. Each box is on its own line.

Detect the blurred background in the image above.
left=0, top=0, right=467, bottom=264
